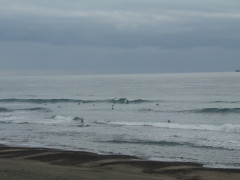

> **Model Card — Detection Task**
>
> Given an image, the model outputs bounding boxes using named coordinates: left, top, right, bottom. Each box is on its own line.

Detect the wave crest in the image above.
left=0, top=107, right=51, bottom=113
left=18, top=107, right=51, bottom=112
left=188, top=108, right=240, bottom=114
left=209, top=101, right=240, bottom=104
left=100, top=139, right=235, bottom=150
left=0, top=107, right=12, bottom=112
left=96, top=121, right=240, bottom=133
left=0, top=98, right=154, bottom=104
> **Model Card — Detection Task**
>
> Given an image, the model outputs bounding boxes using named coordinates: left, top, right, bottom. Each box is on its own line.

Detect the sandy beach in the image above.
left=0, top=145, right=239, bottom=180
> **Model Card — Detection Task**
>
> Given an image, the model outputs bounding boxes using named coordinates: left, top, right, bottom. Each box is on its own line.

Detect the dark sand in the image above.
left=0, top=145, right=239, bottom=180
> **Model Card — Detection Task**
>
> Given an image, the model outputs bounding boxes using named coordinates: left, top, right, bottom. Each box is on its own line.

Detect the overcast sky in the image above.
left=0, top=0, right=239, bottom=75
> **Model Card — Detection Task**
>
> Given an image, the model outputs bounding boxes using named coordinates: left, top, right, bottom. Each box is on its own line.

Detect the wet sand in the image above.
left=0, top=145, right=239, bottom=180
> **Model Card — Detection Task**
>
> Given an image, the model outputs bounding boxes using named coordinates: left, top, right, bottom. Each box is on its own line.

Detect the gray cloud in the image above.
left=1, top=11, right=239, bottom=49
left=0, top=0, right=239, bottom=74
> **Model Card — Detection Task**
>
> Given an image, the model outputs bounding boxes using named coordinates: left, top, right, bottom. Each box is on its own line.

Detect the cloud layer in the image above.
left=0, top=0, right=239, bottom=74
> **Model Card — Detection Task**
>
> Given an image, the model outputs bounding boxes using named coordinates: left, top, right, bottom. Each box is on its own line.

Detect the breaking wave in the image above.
left=0, top=114, right=83, bottom=126
left=48, top=115, right=85, bottom=125
left=50, top=115, right=74, bottom=122
left=0, top=98, right=155, bottom=104
left=51, top=115, right=84, bottom=122
left=96, top=121, right=240, bottom=133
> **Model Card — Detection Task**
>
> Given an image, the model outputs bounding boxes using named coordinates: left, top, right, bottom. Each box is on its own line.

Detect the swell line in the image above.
left=0, top=107, right=51, bottom=113
left=188, top=108, right=240, bottom=114
left=99, top=139, right=235, bottom=151
left=0, top=98, right=155, bottom=104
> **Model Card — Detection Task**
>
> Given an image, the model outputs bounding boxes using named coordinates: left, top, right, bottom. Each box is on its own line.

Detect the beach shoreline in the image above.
left=0, top=145, right=239, bottom=180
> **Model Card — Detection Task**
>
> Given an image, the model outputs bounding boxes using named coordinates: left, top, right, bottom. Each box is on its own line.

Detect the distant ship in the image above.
left=236, top=68, right=240, bottom=72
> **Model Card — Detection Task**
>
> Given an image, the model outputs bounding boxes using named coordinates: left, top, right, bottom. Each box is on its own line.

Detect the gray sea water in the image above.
left=0, top=72, right=240, bottom=168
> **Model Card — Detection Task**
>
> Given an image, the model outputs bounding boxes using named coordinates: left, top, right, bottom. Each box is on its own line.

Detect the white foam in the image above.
left=48, top=115, right=74, bottom=124
left=0, top=114, right=26, bottom=124
left=106, top=121, right=240, bottom=133
left=219, top=124, right=240, bottom=133
left=53, top=115, right=73, bottom=121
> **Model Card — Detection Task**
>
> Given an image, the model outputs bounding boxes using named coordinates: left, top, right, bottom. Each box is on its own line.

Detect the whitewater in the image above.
left=0, top=72, right=240, bottom=168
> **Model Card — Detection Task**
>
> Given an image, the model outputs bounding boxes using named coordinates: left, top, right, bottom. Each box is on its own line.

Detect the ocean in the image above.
left=0, top=72, right=240, bottom=168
